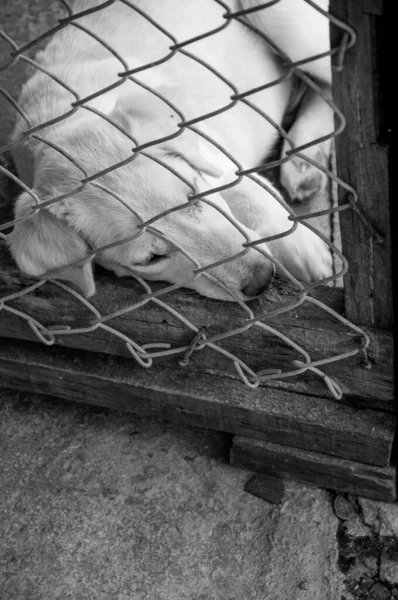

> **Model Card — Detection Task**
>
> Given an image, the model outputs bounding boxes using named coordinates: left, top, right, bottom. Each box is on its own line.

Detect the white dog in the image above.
left=9, top=0, right=334, bottom=301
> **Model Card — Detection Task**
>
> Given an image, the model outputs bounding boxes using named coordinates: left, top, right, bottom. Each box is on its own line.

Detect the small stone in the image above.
left=357, top=575, right=376, bottom=595
left=368, top=582, right=391, bottom=600
left=345, top=514, right=372, bottom=538
left=380, top=559, right=398, bottom=585
left=360, top=556, right=378, bottom=577
left=348, top=495, right=359, bottom=506
left=359, top=498, right=398, bottom=537
left=244, top=474, right=285, bottom=505
left=358, top=498, right=382, bottom=532
left=334, top=495, right=356, bottom=521
left=379, top=505, right=398, bottom=538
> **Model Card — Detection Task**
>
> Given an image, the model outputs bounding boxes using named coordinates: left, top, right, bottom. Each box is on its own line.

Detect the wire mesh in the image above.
left=0, top=0, right=380, bottom=399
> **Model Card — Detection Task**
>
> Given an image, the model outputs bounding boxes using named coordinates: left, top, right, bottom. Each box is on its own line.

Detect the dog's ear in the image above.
left=8, top=192, right=95, bottom=297
left=110, top=82, right=232, bottom=179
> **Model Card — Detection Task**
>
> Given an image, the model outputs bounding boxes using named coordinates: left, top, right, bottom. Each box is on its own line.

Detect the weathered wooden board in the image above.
left=361, top=0, right=384, bottom=16
left=330, top=0, right=392, bottom=328
left=0, top=339, right=395, bottom=467
left=231, top=436, right=397, bottom=502
left=0, top=245, right=393, bottom=410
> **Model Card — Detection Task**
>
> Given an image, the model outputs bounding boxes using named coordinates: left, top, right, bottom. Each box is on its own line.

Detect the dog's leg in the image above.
left=238, top=0, right=331, bottom=83
left=220, top=175, right=333, bottom=282
left=237, top=0, right=334, bottom=202
left=280, top=85, right=334, bottom=202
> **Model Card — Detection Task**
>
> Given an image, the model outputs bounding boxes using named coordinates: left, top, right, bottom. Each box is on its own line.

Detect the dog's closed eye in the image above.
left=132, top=253, right=171, bottom=267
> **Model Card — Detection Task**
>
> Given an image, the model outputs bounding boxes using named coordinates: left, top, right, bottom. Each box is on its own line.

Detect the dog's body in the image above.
left=10, top=0, right=334, bottom=301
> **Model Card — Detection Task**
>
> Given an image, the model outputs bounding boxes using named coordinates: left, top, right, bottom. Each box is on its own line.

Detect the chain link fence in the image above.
left=0, top=0, right=379, bottom=399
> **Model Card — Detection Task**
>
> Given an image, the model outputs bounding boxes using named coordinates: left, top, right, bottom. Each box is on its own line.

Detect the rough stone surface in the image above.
left=359, top=498, right=398, bottom=538
left=0, top=389, right=348, bottom=600
left=334, top=493, right=398, bottom=598
left=260, top=483, right=346, bottom=600
left=335, top=495, right=357, bottom=522
left=368, top=582, right=393, bottom=600
left=380, top=560, right=398, bottom=586
left=359, top=498, right=385, bottom=532
left=344, top=514, right=373, bottom=539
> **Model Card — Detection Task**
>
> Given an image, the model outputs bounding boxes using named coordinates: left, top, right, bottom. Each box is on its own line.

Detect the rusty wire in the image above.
left=0, top=0, right=376, bottom=400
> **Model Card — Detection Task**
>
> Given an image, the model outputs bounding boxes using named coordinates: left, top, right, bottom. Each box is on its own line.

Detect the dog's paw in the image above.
left=280, top=142, right=329, bottom=203
left=270, top=223, right=333, bottom=283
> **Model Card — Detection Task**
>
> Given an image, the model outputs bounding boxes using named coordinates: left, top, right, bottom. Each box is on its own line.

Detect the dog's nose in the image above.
left=241, top=263, right=275, bottom=299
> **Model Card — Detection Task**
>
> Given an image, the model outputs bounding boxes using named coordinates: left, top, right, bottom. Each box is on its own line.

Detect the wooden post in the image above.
left=330, top=0, right=392, bottom=328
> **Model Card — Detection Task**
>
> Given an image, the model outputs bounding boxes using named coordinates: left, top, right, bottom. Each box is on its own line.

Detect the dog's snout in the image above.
left=241, top=262, right=275, bottom=299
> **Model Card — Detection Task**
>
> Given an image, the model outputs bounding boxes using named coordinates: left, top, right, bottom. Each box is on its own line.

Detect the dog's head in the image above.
left=9, top=87, right=276, bottom=301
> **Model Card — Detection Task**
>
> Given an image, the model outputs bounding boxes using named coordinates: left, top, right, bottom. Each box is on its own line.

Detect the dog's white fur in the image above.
left=9, top=0, right=334, bottom=301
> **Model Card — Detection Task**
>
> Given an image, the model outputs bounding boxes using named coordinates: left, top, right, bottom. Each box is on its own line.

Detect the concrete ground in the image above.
left=1, top=388, right=349, bottom=600
left=2, top=388, right=398, bottom=600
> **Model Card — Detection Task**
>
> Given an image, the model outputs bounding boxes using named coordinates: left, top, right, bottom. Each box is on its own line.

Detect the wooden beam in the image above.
left=231, top=436, right=397, bottom=502
left=0, top=339, right=395, bottom=467
left=0, top=245, right=394, bottom=410
left=330, top=0, right=392, bottom=327
left=362, top=0, right=384, bottom=16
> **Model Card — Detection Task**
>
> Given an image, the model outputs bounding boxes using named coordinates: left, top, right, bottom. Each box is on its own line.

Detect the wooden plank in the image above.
left=362, top=0, right=384, bottom=16
left=231, top=437, right=397, bottom=502
left=0, top=338, right=395, bottom=467
left=330, top=0, right=392, bottom=327
left=0, top=244, right=394, bottom=410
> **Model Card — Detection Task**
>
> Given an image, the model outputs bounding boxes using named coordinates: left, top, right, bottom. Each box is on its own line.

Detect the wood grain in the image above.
left=231, top=436, right=397, bottom=502
left=330, top=0, right=392, bottom=327
left=0, top=338, right=395, bottom=467
left=0, top=245, right=393, bottom=410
